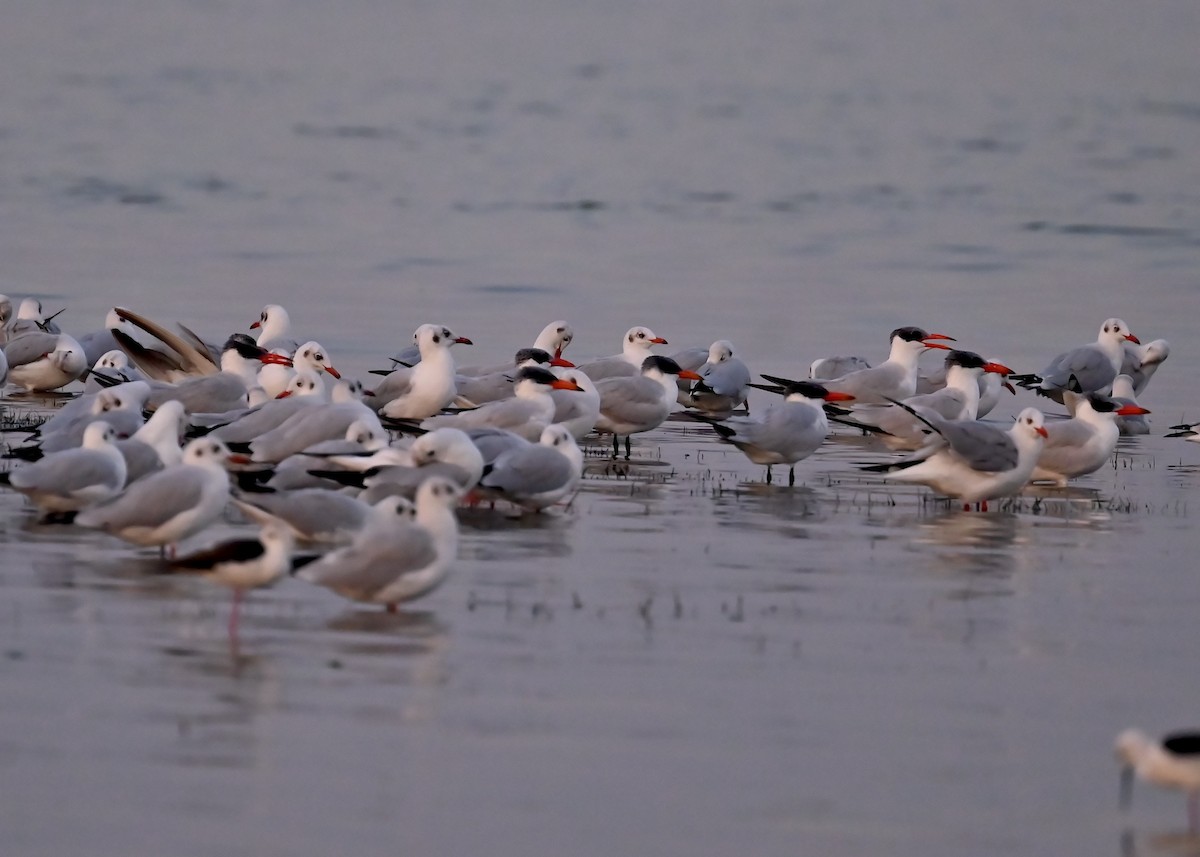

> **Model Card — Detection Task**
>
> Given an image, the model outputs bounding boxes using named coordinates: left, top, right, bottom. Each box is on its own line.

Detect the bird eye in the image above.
left=442, top=329, right=452, bottom=338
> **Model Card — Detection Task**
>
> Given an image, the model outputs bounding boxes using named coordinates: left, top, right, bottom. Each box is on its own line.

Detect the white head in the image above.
left=277, top=370, right=325, bottom=400
left=415, top=475, right=463, bottom=510
left=371, top=494, right=417, bottom=523
left=1099, top=318, right=1139, bottom=347
left=251, top=304, right=289, bottom=334
left=16, top=297, right=44, bottom=321
left=342, top=419, right=386, bottom=448
left=181, top=437, right=241, bottom=468
left=414, top=323, right=472, bottom=356
left=1011, top=408, right=1049, bottom=445
left=94, top=349, right=130, bottom=372
left=82, top=420, right=119, bottom=449
left=292, top=341, right=340, bottom=379
left=623, top=326, right=667, bottom=354
left=534, top=320, right=574, bottom=356
left=706, top=340, right=735, bottom=364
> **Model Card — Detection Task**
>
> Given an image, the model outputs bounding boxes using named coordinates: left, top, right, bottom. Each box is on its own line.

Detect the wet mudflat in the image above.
left=3, top=0, right=1200, bottom=854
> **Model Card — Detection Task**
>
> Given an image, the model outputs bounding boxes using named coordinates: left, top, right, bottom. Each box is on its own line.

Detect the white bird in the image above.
left=4, top=331, right=87, bottom=392
left=417, top=366, right=584, bottom=441
left=846, top=351, right=1014, bottom=450
left=374, top=324, right=473, bottom=419
left=248, top=379, right=379, bottom=463
left=7, top=382, right=151, bottom=459
left=310, top=428, right=484, bottom=503
left=678, top=340, right=751, bottom=415
left=245, top=418, right=388, bottom=492
left=293, top=478, right=461, bottom=611
left=249, top=304, right=295, bottom=351
left=802, top=326, right=956, bottom=404
left=209, top=371, right=329, bottom=444
left=1, top=421, right=127, bottom=519
left=257, top=339, right=342, bottom=399
left=594, top=355, right=702, bottom=458
left=167, top=520, right=294, bottom=641
left=75, top=437, right=247, bottom=554
left=862, top=406, right=1049, bottom=507
left=1121, top=337, right=1170, bottom=396
left=83, top=349, right=145, bottom=393
left=1012, top=318, right=1139, bottom=402
left=1029, top=394, right=1150, bottom=486
left=1117, top=728, right=1200, bottom=833
left=576, top=326, right=668, bottom=381
left=116, top=399, right=187, bottom=483
left=476, top=424, right=583, bottom=512
left=692, top=379, right=855, bottom=485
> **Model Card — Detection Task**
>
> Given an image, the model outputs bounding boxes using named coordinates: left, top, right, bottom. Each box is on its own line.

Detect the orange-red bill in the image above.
left=324, top=366, right=342, bottom=379
left=922, top=341, right=953, bottom=351
left=1035, top=426, right=1049, bottom=438
left=250, top=320, right=261, bottom=330
left=823, top=390, right=856, bottom=402
left=1116, top=404, right=1151, bottom=416
left=275, top=390, right=292, bottom=399
left=678, top=369, right=703, bottom=381
left=228, top=454, right=253, bottom=465
left=455, top=336, right=474, bottom=345
left=650, top=337, right=669, bottom=345
left=551, top=378, right=584, bottom=391
left=550, top=356, right=575, bottom=368
left=1124, top=333, right=1141, bottom=344
left=260, top=353, right=294, bottom=366
left=983, top=361, right=1014, bottom=375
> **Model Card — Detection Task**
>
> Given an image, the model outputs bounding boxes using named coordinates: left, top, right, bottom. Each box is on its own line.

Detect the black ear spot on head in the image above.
left=432, top=334, right=441, bottom=344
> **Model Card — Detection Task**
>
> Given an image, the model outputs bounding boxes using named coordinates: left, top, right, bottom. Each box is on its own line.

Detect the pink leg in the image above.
left=981, top=500, right=989, bottom=512
left=962, top=503, right=970, bottom=512
left=228, top=589, right=243, bottom=641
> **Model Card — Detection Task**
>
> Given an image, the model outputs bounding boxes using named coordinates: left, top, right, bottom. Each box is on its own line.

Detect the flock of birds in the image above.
left=0, top=296, right=1197, bottom=829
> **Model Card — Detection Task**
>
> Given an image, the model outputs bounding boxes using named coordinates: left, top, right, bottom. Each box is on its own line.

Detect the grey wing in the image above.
left=939, top=421, right=1018, bottom=472
left=79, top=469, right=205, bottom=530
left=598, top=378, right=664, bottom=417
left=370, top=368, right=415, bottom=403
left=669, top=347, right=709, bottom=372
left=1041, top=346, right=1115, bottom=392
left=700, top=358, right=751, bottom=398
left=483, top=447, right=572, bottom=494
left=4, top=333, right=60, bottom=368
left=11, top=451, right=120, bottom=494
left=300, top=525, right=437, bottom=594
left=116, top=440, right=165, bottom=483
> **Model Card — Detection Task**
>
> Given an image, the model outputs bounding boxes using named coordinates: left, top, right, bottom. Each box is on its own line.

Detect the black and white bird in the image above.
left=168, top=521, right=294, bottom=641
left=1116, top=728, right=1200, bottom=832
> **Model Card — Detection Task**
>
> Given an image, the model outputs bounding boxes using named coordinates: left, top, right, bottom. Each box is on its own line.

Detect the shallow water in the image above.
left=3, top=1, right=1200, bottom=855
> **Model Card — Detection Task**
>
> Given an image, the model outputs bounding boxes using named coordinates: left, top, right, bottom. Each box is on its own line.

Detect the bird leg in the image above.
left=788, top=466, right=795, bottom=487
left=766, top=465, right=773, bottom=485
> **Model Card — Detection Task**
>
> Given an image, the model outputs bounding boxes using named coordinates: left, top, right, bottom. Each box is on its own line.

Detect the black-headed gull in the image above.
left=293, top=478, right=461, bottom=611
left=1, top=421, right=127, bottom=519
left=1011, top=318, right=1139, bottom=402
left=4, top=331, right=87, bottom=392
left=374, top=324, right=473, bottom=419
left=677, top=340, right=751, bottom=415
left=476, top=424, right=583, bottom=512
left=75, top=437, right=248, bottom=554
left=1120, top=337, right=1169, bottom=396
left=577, top=326, right=668, bottom=381
left=862, top=405, right=1048, bottom=506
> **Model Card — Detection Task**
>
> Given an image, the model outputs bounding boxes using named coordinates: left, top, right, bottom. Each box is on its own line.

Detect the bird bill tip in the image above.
left=925, top=333, right=956, bottom=342
left=823, top=391, right=855, bottom=402
left=249, top=321, right=261, bottom=330
left=275, top=390, right=293, bottom=399
left=550, top=356, right=575, bottom=368
left=650, top=337, right=668, bottom=344
left=1124, top=333, right=1141, bottom=344
left=454, top=336, right=474, bottom=345
left=1035, top=426, right=1049, bottom=438
left=227, top=453, right=254, bottom=465
left=678, top=369, right=703, bottom=381
left=1116, top=404, right=1150, bottom=416
left=324, top=366, right=342, bottom=379
left=551, top=378, right=584, bottom=391
left=983, top=361, right=1015, bottom=376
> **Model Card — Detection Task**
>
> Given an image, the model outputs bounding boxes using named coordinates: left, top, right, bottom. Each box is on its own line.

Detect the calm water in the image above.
left=2, top=1, right=1200, bottom=855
